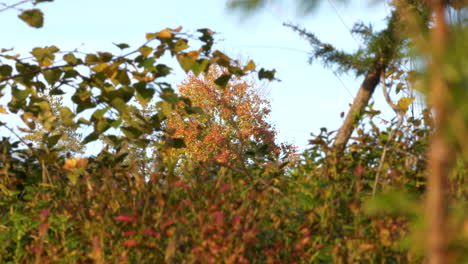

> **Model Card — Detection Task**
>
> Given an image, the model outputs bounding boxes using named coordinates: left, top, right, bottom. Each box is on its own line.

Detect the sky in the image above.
left=0, top=0, right=401, bottom=151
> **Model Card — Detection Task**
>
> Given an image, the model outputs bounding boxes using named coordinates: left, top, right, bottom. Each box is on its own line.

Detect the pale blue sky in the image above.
left=0, top=0, right=399, bottom=150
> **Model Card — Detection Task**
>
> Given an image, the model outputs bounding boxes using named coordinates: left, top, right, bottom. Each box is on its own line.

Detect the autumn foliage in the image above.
left=162, top=66, right=291, bottom=175
left=0, top=1, right=467, bottom=263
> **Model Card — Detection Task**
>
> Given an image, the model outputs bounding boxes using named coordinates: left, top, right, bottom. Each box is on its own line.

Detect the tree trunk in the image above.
left=426, top=0, right=453, bottom=263
left=332, top=61, right=384, bottom=152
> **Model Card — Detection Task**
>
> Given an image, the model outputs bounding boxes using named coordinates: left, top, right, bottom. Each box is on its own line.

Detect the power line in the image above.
left=326, top=0, right=360, bottom=46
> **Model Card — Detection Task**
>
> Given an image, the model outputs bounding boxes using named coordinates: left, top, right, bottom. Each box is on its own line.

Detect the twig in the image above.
left=372, top=70, right=404, bottom=197
left=0, top=0, right=29, bottom=12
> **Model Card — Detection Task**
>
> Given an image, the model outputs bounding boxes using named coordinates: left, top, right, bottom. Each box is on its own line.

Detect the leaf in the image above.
left=134, top=82, right=155, bottom=105
left=258, top=68, right=277, bottom=81
left=91, top=63, right=109, bottom=73
left=214, top=74, right=232, bottom=88
left=85, top=54, right=101, bottom=65
left=212, top=50, right=231, bottom=67
left=31, top=47, right=56, bottom=66
left=63, top=53, right=78, bottom=64
left=156, top=28, right=173, bottom=40
left=177, top=53, right=195, bottom=73
left=18, top=9, right=44, bottom=28
left=98, top=52, right=113, bottom=62
left=46, top=134, right=62, bottom=148
left=116, top=70, right=130, bottom=85
left=21, top=112, right=36, bottom=129
left=43, top=68, right=62, bottom=85
left=168, top=138, right=186, bottom=148
left=397, top=97, right=414, bottom=112
left=243, top=60, right=256, bottom=72
left=174, top=39, right=189, bottom=53
left=190, top=59, right=209, bottom=76
left=121, top=126, right=143, bottom=139
left=0, top=65, right=13, bottom=78
left=0, top=105, right=8, bottom=114
left=113, top=43, right=130, bottom=50
left=83, top=132, right=99, bottom=144
left=145, top=33, right=157, bottom=40
left=198, top=28, right=215, bottom=54
left=139, top=46, right=153, bottom=58
left=59, top=106, right=76, bottom=127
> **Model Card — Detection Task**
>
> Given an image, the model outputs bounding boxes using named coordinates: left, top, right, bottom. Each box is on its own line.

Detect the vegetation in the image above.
left=0, top=0, right=466, bottom=263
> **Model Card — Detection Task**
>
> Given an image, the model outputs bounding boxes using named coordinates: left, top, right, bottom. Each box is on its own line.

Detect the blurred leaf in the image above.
left=18, top=9, right=44, bottom=28
left=114, top=43, right=130, bottom=50
left=258, top=68, right=277, bottom=81
left=214, top=74, right=232, bottom=88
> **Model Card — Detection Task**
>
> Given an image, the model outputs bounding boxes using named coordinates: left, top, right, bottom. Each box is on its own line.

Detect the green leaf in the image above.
left=116, top=70, right=130, bottom=85
left=110, top=98, right=127, bottom=114
left=139, top=46, right=153, bottom=58
left=114, top=43, right=130, bottom=50
left=214, top=74, right=231, bottom=88
left=155, top=64, right=172, bottom=78
left=31, top=47, right=56, bottom=66
left=177, top=53, right=194, bottom=73
left=121, top=126, right=143, bottom=139
left=258, top=68, right=277, bottom=81
left=190, top=59, right=210, bottom=76
left=83, top=132, right=99, bottom=144
left=198, top=28, right=215, bottom=55
left=174, top=39, right=189, bottom=53
left=85, top=54, right=100, bottom=65
left=92, top=108, right=109, bottom=119
left=134, top=82, right=155, bottom=105
left=46, top=134, right=62, bottom=148
left=63, top=53, right=78, bottom=64
left=168, top=138, right=186, bottom=148
left=59, top=106, right=76, bottom=127
left=18, top=9, right=44, bottom=28
left=0, top=65, right=13, bottom=78
left=98, top=52, right=113, bottom=62
left=160, top=89, right=179, bottom=104
left=43, top=68, right=62, bottom=85
left=212, top=50, right=231, bottom=67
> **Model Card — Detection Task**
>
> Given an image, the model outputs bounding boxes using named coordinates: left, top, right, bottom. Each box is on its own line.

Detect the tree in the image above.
left=22, top=92, right=85, bottom=155
left=160, top=65, right=294, bottom=180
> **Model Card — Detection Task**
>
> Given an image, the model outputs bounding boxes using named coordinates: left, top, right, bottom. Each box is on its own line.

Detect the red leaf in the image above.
left=123, top=239, right=138, bottom=247
left=40, top=208, right=50, bottom=221
left=212, top=211, right=224, bottom=225
left=161, top=218, right=176, bottom=229
left=124, top=231, right=137, bottom=236
left=141, top=228, right=160, bottom=238
left=115, top=215, right=135, bottom=223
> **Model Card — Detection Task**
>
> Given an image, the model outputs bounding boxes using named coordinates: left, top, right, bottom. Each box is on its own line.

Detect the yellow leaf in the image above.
left=63, top=158, right=88, bottom=172
left=0, top=105, right=7, bottom=114
left=170, top=26, right=183, bottom=32
left=145, top=33, right=157, bottom=40
left=63, top=158, right=78, bottom=172
left=397, top=97, right=415, bottom=112
left=92, top=63, right=109, bottom=73
left=132, top=72, right=154, bottom=82
left=139, top=46, right=153, bottom=58
left=17, top=127, right=33, bottom=133
left=187, top=50, right=200, bottom=60
left=243, top=60, right=256, bottom=72
left=156, top=29, right=173, bottom=40
left=39, top=59, right=52, bottom=67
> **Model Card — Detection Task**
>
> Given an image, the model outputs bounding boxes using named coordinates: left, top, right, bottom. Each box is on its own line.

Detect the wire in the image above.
left=326, top=0, right=360, bottom=46
left=221, top=43, right=309, bottom=54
